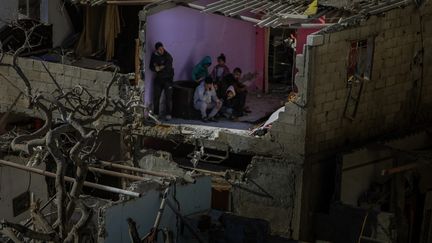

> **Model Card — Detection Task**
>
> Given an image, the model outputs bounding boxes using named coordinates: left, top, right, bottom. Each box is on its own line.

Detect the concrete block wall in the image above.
left=419, top=2, right=432, bottom=119
left=0, top=55, right=122, bottom=124
left=305, top=3, right=432, bottom=154
left=232, top=156, right=303, bottom=238
left=270, top=52, right=309, bottom=157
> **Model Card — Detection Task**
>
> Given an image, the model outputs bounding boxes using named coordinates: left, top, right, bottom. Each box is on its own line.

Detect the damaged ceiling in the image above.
left=68, top=0, right=417, bottom=28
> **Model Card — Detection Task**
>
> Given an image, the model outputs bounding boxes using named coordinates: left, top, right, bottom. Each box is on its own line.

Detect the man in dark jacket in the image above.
left=150, top=42, right=174, bottom=120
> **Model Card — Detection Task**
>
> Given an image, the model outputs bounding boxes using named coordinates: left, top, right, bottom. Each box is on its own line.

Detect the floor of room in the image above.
left=166, top=91, right=287, bottom=130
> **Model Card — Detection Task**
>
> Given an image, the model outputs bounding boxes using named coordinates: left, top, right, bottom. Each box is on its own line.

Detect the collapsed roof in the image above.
left=70, top=0, right=419, bottom=29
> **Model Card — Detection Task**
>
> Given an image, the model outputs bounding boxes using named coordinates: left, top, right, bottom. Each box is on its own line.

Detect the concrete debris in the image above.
left=136, top=150, right=195, bottom=183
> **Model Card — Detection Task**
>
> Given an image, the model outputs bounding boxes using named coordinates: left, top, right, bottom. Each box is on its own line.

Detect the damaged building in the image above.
left=0, top=0, right=432, bottom=242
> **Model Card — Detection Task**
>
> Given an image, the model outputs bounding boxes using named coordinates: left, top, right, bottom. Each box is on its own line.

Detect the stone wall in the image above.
left=305, top=3, right=432, bottom=154
left=0, top=55, right=122, bottom=124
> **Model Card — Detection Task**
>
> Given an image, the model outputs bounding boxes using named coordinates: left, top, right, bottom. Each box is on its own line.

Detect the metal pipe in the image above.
left=287, top=23, right=334, bottom=30
left=228, top=0, right=263, bottom=16
left=219, top=0, right=252, bottom=14
left=381, top=161, right=429, bottom=176
left=98, top=160, right=175, bottom=178
left=187, top=3, right=260, bottom=24
left=205, top=0, right=226, bottom=8
left=178, top=165, right=226, bottom=177
left=88, top=166, right=162, bottom=182
left=270, top=3, right=288, bottom=14
left=368, top=0, right=410, bottom=15
left=239, top=15, right=260, bottom=24
left=107, top=0, right=155, bottom=4
left=153, top=187, right=169, bottom=228
left=187, top=3, right=205, bottom=10
left=0, top=159, right=140, bottom=198
left=204, top=1, right=241, bottom=12
left=257, top=15, right=279, bottom=27
left=250, top=2, right=273, bottom=13
left=24, top=195, right=56, bottom=227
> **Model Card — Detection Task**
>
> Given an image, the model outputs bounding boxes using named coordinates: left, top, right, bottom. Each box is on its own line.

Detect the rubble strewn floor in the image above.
left=165, top=92, right=286, bottom=130
left=165, top=118, right=254, bottom=130
left=237, top=92, right=286, bottom=123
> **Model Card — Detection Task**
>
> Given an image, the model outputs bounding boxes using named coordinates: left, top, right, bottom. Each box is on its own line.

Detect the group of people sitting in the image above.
left=149, top=41, right=249, bottom=122
left=192, top=54, right=250, bottom=122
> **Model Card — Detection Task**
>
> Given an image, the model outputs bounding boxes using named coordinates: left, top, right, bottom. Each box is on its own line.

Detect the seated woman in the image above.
left=192, top=56, right=212, bottom=83
left=193, top=77, right=222, bottom=122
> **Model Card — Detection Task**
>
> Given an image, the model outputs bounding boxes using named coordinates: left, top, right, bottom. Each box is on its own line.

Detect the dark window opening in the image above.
left=268, top=28, right=296, bottom=92
left=343, top=38, right=374, bottom=120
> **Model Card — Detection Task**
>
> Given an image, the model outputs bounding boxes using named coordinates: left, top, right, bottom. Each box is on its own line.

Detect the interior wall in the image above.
left=48, top=0, right=74, bottom=47
left=0, top=0, right=18, bottom=28
left=340, top=149, right=393, bottom=206
left=0, top=0, right=72, bottom=47
left=0, top=155, right=48, bottom=223
left=144, top=6, right=262, bottom=104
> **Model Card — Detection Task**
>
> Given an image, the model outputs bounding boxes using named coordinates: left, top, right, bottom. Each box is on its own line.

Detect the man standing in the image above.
left=150, top=42, right=174, bottom=120
left=193, top=77, right=221, bottom=122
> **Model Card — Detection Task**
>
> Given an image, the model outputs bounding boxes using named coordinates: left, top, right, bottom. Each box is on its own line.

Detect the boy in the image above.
left=193, top=77, right=222, bottom=122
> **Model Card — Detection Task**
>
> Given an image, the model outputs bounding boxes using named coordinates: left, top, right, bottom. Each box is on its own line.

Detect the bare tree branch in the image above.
left=1, top=220, right=59, bottom=242
left=0, top=19, right=136, bottom=242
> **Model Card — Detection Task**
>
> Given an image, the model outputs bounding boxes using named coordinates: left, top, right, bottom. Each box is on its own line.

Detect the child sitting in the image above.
left=221, top=85, right=237, bottom=119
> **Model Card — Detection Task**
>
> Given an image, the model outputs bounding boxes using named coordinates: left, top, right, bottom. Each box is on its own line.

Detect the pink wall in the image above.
left=145, top=6, right=263, bottom=104
left=295, top=18, right=326, bottom=54
left=296, top=28, right=321, bottom=54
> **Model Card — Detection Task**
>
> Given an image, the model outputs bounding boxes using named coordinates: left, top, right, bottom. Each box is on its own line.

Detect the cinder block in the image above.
left=314, top=93, right=327, bottom=105
left=1, top=54, right=13, bottom=65
left=18, top=57, right=34, bottom=70
left=96, top=71, right=114, bottom=82
left=323, top=102, right=334, bottom=112
left=325, top=92, right=336, bottom=102
left=278, top=113, right=297, bottom=125
left=81, top=68, right=98, bottom=81
left=40, top=72, right=51, bottom=83
left=48, top=62, right=64, bottom=74
left=26, top=70, right=41, bottom=82
left=315, top=112, right=326, bottom=123
left=325, top=130, right=336, bottom=140
left=64, top=65, right=81, bottom=78
left=0, top=65, right=9, bottom=75
left=326, top=111, right=339, bottom=121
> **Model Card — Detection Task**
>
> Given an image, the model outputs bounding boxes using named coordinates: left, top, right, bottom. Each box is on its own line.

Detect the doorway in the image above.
left=267, top=28, right=296, bottom=94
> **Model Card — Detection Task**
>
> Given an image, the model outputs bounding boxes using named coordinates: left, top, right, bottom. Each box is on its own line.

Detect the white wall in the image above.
left=0, top=156, right=48, bottom=223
